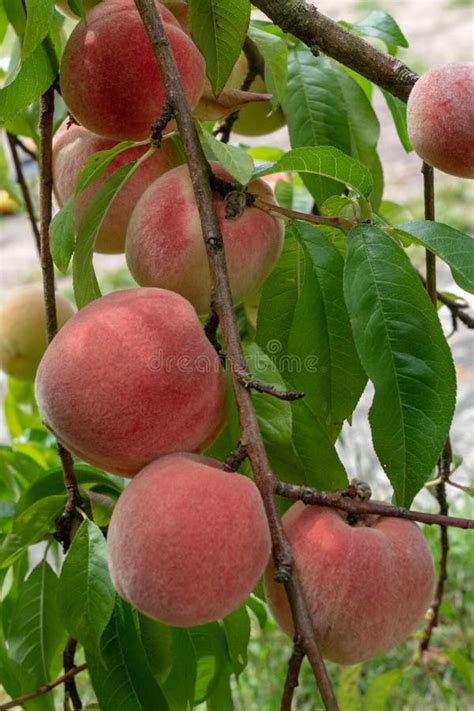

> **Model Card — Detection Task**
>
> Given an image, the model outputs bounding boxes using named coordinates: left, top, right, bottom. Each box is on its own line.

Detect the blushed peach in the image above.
left=264, top=503, right=435, bottom=664
left=125, top=161, right=284, bottom=314
left=52, top=120, right=180, bottom=253
left=407, top=63, right=474, bottom=178
left=35, top=288, right=226, bottom=476
left=107, top=453, right=271, bottom=626
left=60, top=0, right=206, bottom=140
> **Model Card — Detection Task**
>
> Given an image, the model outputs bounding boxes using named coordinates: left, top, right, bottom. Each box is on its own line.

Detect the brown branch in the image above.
left=133, top=2, right=339, bottom=709
left=0, top=664, right=88, bottom=710
left=274, top=480, right=474, bottom=529
left=39, top=87, right=82, bottom=552
left=6, top=132, right=41, bottom=254
left=252, top=0, right=418, bottom=102
left=281, top=638, right=306, bottom=711
left=223, top=441, right=249, bottom=472
left=418, top=274, right=474, bottom=331
left=63, top=638, right=82, bottom=709
left=236, top=368, right=305, bottom=401
left=254, top=198, right=356, bottom=232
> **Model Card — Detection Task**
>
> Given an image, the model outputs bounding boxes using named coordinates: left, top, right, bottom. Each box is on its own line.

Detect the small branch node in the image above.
left=349, top=478, right=372, bottom=502
left=151, top=100, right=175, bottom=146
left=222, top=441, right=248, bottom=471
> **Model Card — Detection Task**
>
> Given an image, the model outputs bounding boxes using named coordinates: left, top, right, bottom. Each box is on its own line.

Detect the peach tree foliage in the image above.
left=0, top=0, right=472, bottom=709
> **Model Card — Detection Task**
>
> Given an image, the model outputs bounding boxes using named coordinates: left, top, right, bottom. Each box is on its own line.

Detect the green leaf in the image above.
left=290, top=223, right=367, bottom=435
left=188, top=623, right=230, bottom=704
left=344, top=224, right=456, bottom=506
left=73, top=161, right=138, bottom=307
left=254, top=145, right=373, bottom=199
left=248, top=25, right=288, bottom=108
left=50, top=196, right=74, bottom=272
left=351, top=11, right=408, bottom=49
left=282, top=47, right=377, bottom=205
left=397, top=221, right=474, bottom=294
left=0, top=495, right=65, bottom=568
left=338, top=664, right=362, bottom=711
left=87, top=598, right=169, bottom=711
left=188, top=0, right=250, bottom=95
left=363, top=669, right=402, bottom=710
left=222, top=605, right=251, bottom=676
left=8, top=561, right=66, bottom=711
left=58, top=519, right=115, bottom=658
left=22, top=0, right=54, bottom=60
left=161, top=627, right=197, bottom=711
left=201, top=126, right=254, bottom=184
left=381, top=89, right=412, bottom=152
left=444, top=650, right=474, bottom=693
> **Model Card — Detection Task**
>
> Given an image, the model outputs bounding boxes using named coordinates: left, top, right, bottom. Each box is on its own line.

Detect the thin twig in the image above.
left=281, top=638, right=306, bottom=711
left=418, top=273, right=474, bottom=331
left=14, top=135, right=38, bottom=161
left=133, top=2, right=339, bottom=709
left=0, top=665, right=88, bottom=710
left=63, top=638, right=82, bottom=710
left=223, top=441, right=249, bottom=472
left=252, top=0, right=418, bottom=102
left=6, top=132, right=41, bottom=254
left=39, top=87, right=82, bottom=551
left=274, top=480, right=473, bottom=529
left=254, top=198, right=356, bottom=232
left=237, top=369, right=305, bottom=401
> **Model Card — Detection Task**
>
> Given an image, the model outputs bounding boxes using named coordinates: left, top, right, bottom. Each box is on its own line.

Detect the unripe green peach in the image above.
left=227, top=54, right=286, bottom=137
left=52, top=120, right=180, bottom=254
left=407, top=63, right=474, bottom=179
left=265, top=503, right=435, bottom=664
left=107, top=453, right=271, bottom=626
left=0, top=287, right=75, bottom=381
left=60, top=0, right=205, bottom=140
left=125, top=161, right=284, bottom=314
left=35, top=288, right=226, bottom=476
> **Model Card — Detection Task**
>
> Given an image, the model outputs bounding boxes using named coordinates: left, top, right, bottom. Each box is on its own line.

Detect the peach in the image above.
left=264, top=503, right=435, bottom=664
left=35, top=288, right=226, bottom=476
left=226, top=54, right=286, bottom=137
left=52, top=120, right=180, bottom=254
left=107, top=453, right=271, bottom=626
left=0, top=286, right=75, bottom=381
left=407, top=63, right=474, bottom=179
left=125, top=161, right=284, bottom=314
left=60, top=0, right=206, bottom=140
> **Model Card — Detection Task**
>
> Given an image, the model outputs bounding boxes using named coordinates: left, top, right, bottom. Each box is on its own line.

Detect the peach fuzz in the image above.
left=107, top=453, right=271, bottom=626
left=407, top=63, right=474, bottom=179
left=0, top=287, right=75, bottom=381
left=52, top=120, right=180, bottom=254
left=60, top=0, right=205, bottom=140
left=35, top=288, right=226, bottom=476
left=125, top=161, right=284, bottom=314
left=264, top=502, right=435, bottom=664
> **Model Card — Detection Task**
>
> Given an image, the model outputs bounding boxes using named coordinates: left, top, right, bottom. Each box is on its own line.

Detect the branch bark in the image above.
left=0, top=664, right=87, bottom=710
left=133, top=2, right=339, bottom=709
left=6, top=133, right=41, bottom=254
left=281, top=638, right=306, bottom=711
left=252, top=0, right=418, bottom=101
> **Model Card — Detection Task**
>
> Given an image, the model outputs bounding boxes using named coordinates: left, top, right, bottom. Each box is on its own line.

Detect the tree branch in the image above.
left=0, top=664, right=88, bottom=710
left=6, top=132, right=41, bottom=254
left=62, top=637, right=82, bottom=709
left=281, top=637, right=306, bottom=711
left=252, top=0, right=418, bottom=102
left=39, top=87, right=82, bottom=552
left=254, top=198, right=356, bottom=232
left=133, top=2, right=339, bottom=709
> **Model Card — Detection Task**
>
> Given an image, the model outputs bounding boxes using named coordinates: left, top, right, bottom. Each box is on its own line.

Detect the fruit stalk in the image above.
left=133, top=1, right=339, bottom=708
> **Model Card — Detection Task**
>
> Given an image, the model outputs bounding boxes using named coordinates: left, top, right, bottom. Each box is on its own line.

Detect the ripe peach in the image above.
left=125, top=161, right=284, bottom=314
left=60, top=0, right=206, bottom=140
left=264, top=503, right=435, bottom=664
left=407, top=63, right=474, bottom=179
left=35, top=288, right=226, bottom=476
left=226, top=54, right=286, bottom=137
left=0, top=286, right=75, bottom=381
left=52, top=120, right=180, bottom=254
left=107, top=453, right=271, bottom=626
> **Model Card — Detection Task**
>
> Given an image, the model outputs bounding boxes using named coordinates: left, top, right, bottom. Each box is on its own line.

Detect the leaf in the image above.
left=444, top=650, right=474, bottom=693
left=73, top=161, right=138, bottom=307
left=8, top=561, right=66, bottom=711
left=188, top=623, right=230, bottom=704
left=254, top=145, right=373, bottom=199
left=290, top=223, right=367, bottom=435
left=87, top=598, right=169, bottom=711
left=22, top=0, right=54, bottom=60
left=397, top=221, right=474, bottom=294
left=381, top=89, right=412, bottom=152
left=188, top=0, right=250, bottom=95
left=58, top=519, right=115, bottom=658
left=248, top=25, right=288, bottom=108
left=363, top=669, right=402, bottom=710
left=201, top=126, right=254, bottom=184
left=0, top=495, right=65, bottom=568
left=222, top=605, right=251, bottom=676
left=338, top=665, right=362, bottom=711
left=344, top=224, right=456, bottom=506
left=160, top=627, right=197, bottom=711
left=351, top=11, right=408, bottom=49
left=50, top=196, right=74, bottom=272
